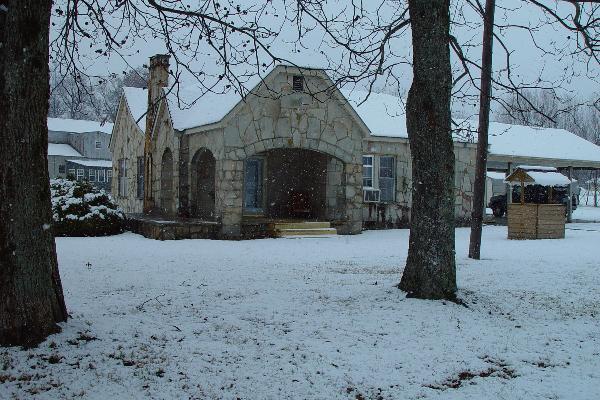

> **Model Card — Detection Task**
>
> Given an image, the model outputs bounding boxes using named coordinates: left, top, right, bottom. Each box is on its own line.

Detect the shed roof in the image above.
left=505, top=167, right=573, bottom=186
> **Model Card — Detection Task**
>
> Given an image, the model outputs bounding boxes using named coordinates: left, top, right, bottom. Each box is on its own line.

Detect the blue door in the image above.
left=244, top=158, right=264, bottom=214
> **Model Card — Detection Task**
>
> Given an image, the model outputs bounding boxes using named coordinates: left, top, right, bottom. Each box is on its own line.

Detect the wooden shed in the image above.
left=505, top=166, right=570, bottom=239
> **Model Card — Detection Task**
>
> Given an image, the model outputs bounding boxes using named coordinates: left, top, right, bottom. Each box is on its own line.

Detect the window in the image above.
left=97, top=169, right=105, bottom=183
left=76, top=169, right=85, bottom=181
left=136, top=156, right=144, bottom=199
left=292, top=75, right=304, bottom=91
left=362, top=155, right=374, bottom=188
left=118, top=158, right=127, bottom=197
left=379, top=156, right=395, bottom=202
left=89, top=169, right=96, bottom=182
left=58, top=164, right=66, bottom=174
left=107, top=169, right=112, bottom=182
left=68, top=169, right=76, bottom=178
left=95, top=140, right=102, bottom=149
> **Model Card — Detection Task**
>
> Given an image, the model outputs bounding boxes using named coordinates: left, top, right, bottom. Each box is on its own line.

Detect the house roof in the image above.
left=67, top=159, right=112, bottom=168
left=119, top=66, right=600, bottom=166
left=48, top=143, right=83, bottom=157
left=48, top=117, right=113, bottom=134
left=122, top=87, right=148, bottom=132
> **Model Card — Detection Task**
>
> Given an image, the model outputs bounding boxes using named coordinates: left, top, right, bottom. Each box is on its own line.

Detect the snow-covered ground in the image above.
left=2, top=226, right=599, bottom=399
left=573, top=205, right=600, bottom=222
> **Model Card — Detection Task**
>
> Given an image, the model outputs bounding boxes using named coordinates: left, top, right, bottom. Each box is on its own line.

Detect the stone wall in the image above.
left=109, top=100, right=145, bottom=214
left=326, top=157, right=346, bottom=220
left=363, top=137, right=477, bottom=225
left=150, top=100, right=181, bottom=217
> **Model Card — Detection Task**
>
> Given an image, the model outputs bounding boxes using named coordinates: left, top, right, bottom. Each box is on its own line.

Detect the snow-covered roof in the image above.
left=341, top=90, right=407, bottom=138
left=518, top=165, right=558, bottom=171
left=481, top=122, right=600, bottom=163
left=48, top=117, right=113, bottom=134
left=123, top=71, right=268, bottom=132
left=48, top=143, right=82, bottom=157
left=67, top=159, right=112, bottom=168
left=341, top=90, right=478, bottom=142
left=506, top=167, right=573, bottom=186
left=122, top=87, right=148, bottom=132
left=120, top=68, right=600, bottom=165
left=486, top=171, right=506, bottom=180
left=341, top=92, right=600, bottom=163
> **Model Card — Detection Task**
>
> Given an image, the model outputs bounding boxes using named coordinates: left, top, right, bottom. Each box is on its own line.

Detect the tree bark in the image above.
left=0, top=0, right=68, bottom=347
left=399, top=0, right=456, bottom=299
left=469, top=0, right=496, bottom=260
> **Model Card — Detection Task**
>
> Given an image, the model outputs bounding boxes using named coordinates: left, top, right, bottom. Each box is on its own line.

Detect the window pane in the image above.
left=362, top=164, right=373, bottom=188
left=379, top=156, right=394, bottom=178
left=362, top=156, right=373, bottom=166
left=379, top=156, right=395, bottom=201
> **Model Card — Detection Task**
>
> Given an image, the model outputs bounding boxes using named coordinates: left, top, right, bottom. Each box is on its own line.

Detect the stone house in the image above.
left=110, top=55, right=476, bottom=238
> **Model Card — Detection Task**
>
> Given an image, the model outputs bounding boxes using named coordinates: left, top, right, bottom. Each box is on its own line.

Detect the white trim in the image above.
left=362, top=155, right=374, bottom=189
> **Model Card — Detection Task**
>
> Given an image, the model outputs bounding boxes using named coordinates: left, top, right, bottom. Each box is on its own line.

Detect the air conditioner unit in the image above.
left=363, top=188, right=380, bottom=203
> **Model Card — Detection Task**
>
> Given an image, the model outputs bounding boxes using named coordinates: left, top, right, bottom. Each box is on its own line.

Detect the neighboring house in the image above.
left=48, top=118, right=113, bottom=160
left=110, top=54, right=477, bottom=238
left=48, top=143, right=84, bottom=179
left=47, top=118, right=114, bottom=190
left=65, top=159, right=113, bottom=191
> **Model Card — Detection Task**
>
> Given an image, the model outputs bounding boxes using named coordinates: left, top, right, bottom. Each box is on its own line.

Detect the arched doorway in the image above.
left=160, top=148, right=174, bottom=215
left=243, top=148, right=346, bottom=220
left=190, top=148, right=216, bottom=219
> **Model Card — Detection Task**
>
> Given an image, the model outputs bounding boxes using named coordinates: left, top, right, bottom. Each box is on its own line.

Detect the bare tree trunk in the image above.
left=399, top=0, right=456, bottom=299
left=0, top=0, right=68, bottom=347
left=469, top=0, right=496, bottom=260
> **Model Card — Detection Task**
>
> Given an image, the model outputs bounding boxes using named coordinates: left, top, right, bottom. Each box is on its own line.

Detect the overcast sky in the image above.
left=51, top=0, right=598, bottom=110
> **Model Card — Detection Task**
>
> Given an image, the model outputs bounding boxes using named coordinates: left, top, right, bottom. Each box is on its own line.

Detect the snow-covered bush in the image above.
left=50, top=178, right=125, bottom=236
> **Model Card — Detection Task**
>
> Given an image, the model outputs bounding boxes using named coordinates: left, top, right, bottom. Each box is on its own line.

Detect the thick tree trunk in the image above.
left=0, top=0, right=68, bottom=347
left=399, top=0, right=456, bottom=299
left=469, top=0, right=496, bottom=260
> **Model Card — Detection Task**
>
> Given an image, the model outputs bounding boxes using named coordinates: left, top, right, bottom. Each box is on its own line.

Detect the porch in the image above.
left=127, top=214, right=338, bottom=240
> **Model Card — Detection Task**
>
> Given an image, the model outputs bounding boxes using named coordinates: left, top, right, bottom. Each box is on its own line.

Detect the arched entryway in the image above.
left=190, top=148, right=216, bottom=219
left=160, top=148, right=174, bottom=215
left=243, top=148, right=346, bottom=220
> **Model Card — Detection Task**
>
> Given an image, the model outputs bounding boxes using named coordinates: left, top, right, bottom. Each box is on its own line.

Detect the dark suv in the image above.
left=488, top=185, right=578, bottom=217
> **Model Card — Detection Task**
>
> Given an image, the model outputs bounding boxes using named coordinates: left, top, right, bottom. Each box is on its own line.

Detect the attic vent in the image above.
left=292, top=75, right=304, bottom=92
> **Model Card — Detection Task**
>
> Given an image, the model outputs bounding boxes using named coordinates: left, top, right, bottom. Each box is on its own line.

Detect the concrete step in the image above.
left=278, top=227, right=338, bottom=237
left=271, top=221, right=331, bottom=230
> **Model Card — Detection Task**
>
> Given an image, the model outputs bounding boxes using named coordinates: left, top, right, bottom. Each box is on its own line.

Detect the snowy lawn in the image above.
left=573, top=205, right=600, bottom=222
left=2, top=225, right=599, bottom=399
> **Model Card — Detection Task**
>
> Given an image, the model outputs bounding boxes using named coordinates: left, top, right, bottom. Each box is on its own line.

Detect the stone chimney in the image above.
left=143, top=54, right=170, bottom=214
left=146, top=54, right=170, bottom=136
